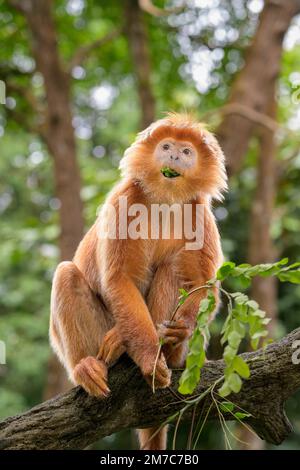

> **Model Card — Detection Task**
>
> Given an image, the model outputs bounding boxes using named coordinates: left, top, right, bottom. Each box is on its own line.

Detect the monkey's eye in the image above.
left=162, top=143, right=170, bottom=151
left=183, top=148, right=191, bottom=155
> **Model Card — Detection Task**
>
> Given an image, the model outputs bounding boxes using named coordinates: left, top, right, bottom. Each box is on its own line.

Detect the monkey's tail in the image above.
left=137, top=425, right=168, bottom=450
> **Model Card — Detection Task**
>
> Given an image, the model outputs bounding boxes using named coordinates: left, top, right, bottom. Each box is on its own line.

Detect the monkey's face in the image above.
left=154, top=138, right=197, bottom=178
left=120, top=114, right=227, bottom=203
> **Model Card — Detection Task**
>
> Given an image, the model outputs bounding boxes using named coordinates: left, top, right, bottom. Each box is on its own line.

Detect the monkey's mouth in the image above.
left=160, top=167, right=181, bottom=178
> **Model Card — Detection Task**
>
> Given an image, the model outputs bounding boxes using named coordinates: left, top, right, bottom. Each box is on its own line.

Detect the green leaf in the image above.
left=278, top=270, right=300, bottom=284
left=250, top=338, right=259, bottom=350
left=232, top=356, right=250, bottom=379
left=186, top=350, right=205, bottom=369
left=218, top=382, right=232, bottom=398
left=251, top=330, right=268, bottom=340
left=234, top=304, right=248, bottom=322
left=227, top=373, right=242, bottom=394
left=246, top=300, right=259, bottom=310
left=223, top=345, right=237, bottom=363
left=234, top=412, right=252, bottom=420
left=178, top=288, right=189, bottom=305
left=232, top=293, right=249, bottom=305
left=161, top=167, right=181, bottom=178
left=179, top=288, right=189, bottom=297
left=216, top=262, right=236, bottom=280
left=249, top=308, right=266, bottom=318
left=199, top=298, right=210, bottom=312
left=219, top=401, right=235, bottom=413
left=178, top=366, right=200, bottom=395
left=189, top=330, right=204, bottom=352
left=228, top=330, right=242, bottom=349
left=232, top=319, right=246, bottom=337
left=280, top=262, right=300, bottom=270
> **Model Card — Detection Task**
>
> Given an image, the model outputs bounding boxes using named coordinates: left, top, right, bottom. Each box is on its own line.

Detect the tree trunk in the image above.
left=124, top=0, right=156, bottom=128
left=0, top=327, right=299, bottom=450
left=248, top=95, right=278, bottom=333
left=217, top=0, right=300, bottom=177
left=213, top=0, right=300, bottom=447
left=23, top=0, right=84, bottom=261
left=237, top=94, right=278, bottom=451
left=22, top=0, right=85, bottom=398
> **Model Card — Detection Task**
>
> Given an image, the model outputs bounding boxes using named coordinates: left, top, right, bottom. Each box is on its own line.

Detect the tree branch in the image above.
left=0, top=328, right=300, bottom=450
left=138, top=0, right=185, bottom=17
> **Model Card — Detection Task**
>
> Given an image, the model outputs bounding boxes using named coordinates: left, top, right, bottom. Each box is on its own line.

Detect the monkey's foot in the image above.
left=143, top=354, right=172, bottom=389
left=73, top=356, right=110, bottom=398
left=97, top=327, right=126, bottom=366
left=157, top=319, right=190, bottom=346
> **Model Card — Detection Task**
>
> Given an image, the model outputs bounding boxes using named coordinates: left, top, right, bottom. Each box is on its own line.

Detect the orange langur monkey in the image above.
left=50, top=113, right=227, bottom=450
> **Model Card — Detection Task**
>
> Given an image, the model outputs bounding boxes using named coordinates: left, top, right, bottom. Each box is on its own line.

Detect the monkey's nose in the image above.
left=170, top=155, right=179, bottom=161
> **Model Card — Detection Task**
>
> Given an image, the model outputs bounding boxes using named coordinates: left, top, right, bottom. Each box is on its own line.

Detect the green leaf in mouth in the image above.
left=160, top=167, right=181, bottom=178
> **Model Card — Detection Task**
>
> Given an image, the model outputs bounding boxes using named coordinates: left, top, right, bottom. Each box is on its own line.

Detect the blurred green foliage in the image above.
left=1, top=0, right=300, bottom=450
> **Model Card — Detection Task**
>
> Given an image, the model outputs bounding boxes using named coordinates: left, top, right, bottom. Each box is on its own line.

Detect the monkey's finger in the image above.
left=82, top=377, right=110, bottom=398
left=144, top=368, right=171, bottom=389
left=85, top=371, right=110, bottom=397
left=164, top=326, right=189, bottom=338
left=81, top=357, right=110, bottom=395
left=97, top=339, right=112, bottom=361
left=163, top=319, right=189, bottom=330
left=97, top=345, right=105, bottom=361
left=155, top=361, right=171, bottom=379
left=153, top=367, right=171, bottom=388
left=161, top=335, right=181, bottom=345
left=158, top=326, right=189, bottom=344
left=73, top=360, right=110, bottom=398
left=100, top=337, right=125, bottom=361
left=105, top=344, right=126, bottom=365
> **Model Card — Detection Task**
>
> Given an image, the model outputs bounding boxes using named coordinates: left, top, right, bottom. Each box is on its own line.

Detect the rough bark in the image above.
left=217, top=0, right=300, bottom=177
left=124, top=0, right=156, bottom=128
left=0, top=328, right=300, bottom=450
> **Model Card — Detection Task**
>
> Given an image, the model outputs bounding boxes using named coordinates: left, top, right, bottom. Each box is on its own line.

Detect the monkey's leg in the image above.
left=146, top=263, right=188, bottom=367
left=147, top=263, right=180, bottom=326
left=50, top=261, right=115, bottom=397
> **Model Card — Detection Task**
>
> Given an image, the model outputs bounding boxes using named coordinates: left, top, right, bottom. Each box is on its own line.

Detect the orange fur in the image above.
left=49, top=113, right=227, bottom=450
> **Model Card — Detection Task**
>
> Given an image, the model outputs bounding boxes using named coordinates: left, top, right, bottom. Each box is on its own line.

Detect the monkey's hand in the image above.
left=140, top=351, right=171, bottom=389
left=73, top=357, right=110, bottom=398
left=97, top=326, right=126, bottom=367
left=158, top=319, right=191, bottom=347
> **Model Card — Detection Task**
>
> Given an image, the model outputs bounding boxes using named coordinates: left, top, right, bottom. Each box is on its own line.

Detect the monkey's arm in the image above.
left=161, top=207, right=223, bottom=364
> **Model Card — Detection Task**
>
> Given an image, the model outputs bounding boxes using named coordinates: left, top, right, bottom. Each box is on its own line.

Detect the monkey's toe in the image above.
left=145, top=356, right=171, bottom=390
left=154, top=361, right=172, bottom=388
left=73, top=356, right=110, bottom=398
left=97, top=332, right=126, bottom=366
